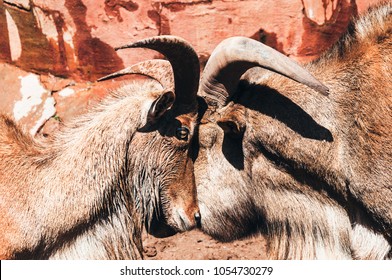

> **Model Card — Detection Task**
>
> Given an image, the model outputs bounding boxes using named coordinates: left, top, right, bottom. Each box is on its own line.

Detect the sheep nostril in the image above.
left=194, top=212, right=201, bottom=228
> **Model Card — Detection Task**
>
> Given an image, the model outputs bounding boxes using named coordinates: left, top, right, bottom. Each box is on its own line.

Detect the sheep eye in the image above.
left=176, top=126, right=190, bottom=141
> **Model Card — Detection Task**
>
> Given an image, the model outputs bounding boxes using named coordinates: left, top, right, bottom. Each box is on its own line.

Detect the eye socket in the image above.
left=176, top=126, right=190, bottom=141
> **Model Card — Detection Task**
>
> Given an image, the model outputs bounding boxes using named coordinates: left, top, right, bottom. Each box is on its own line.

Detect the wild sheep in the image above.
left=0, top=36, right=201, bottom=259
left=194, top=2, right=392, bottom=259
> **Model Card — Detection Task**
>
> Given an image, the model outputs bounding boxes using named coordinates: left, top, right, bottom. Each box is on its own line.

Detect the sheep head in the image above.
left=100, top=36, right=201, bottom=238
left=194, top=36, right=331, bottom=241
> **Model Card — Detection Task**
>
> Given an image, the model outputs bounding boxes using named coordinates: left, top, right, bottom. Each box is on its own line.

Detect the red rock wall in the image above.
left=1, top=0, right=384, bottom=79
left=0, top=0, right=386, bottom=134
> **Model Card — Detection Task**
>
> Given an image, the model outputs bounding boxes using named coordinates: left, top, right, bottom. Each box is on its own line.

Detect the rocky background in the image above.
left=0, top=0, right=386, bottom=259
left=0, top=0, right=384, bottom=134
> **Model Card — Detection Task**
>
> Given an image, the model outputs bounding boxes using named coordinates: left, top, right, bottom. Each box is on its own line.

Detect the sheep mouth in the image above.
left=146, top=208, right=197, bottom=237
left=146, top=212, right=177, bottom=238
left=172, top=208, right=197, bottom=231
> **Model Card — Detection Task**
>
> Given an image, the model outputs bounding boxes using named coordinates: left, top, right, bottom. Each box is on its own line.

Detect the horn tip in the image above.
left=115, top=43, right=140, bottom=51
left=96, top=75, right=110, bottom=82
left=318, top=85, right=330, bottom=96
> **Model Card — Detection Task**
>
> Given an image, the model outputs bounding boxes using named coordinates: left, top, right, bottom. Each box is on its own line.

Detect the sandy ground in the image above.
left=142, top=230, right=268, bottom=260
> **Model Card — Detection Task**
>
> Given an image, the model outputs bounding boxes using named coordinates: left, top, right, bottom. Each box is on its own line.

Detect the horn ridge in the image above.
left=200, top=36, right=329, bottom=107
left=116, top=36, right=200, bottom=110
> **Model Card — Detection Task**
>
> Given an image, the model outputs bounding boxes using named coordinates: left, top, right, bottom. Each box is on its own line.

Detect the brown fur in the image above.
left=195, top=2, right=392, bottom=259
left=0, top=80, right=199, bottom=259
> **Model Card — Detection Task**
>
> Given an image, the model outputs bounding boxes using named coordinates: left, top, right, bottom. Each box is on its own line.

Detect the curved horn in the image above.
left=97, top=60, right=174, bottom=91
left=116, top=36, right=200, bottom=110
left=200, top=36, right=329, bottom=107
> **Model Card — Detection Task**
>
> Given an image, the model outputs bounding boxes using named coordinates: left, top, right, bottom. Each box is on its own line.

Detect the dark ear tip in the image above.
left=165, top=90, right=175, bottom=99
left=162, top=91, right=176, bottom=108
left=147, top=91, right=176, bottom=123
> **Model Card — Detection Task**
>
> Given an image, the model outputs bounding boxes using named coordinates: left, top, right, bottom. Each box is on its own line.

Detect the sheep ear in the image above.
left=217, top=118, right=245, bottom=136
left=148, top=91, right=175, bottom=122
left=217, top=107, right=246, bottom=137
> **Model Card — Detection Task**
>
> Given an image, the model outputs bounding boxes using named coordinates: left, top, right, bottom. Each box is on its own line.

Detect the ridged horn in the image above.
left=97, top=60, right=174, bottom=92
left=116, top=36, right=200, bottom=110
left=200, top=36, right=329, bottom=107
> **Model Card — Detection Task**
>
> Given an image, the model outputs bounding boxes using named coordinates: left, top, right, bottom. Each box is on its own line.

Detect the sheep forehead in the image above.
left=197, top=122, right=223, bottom=150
